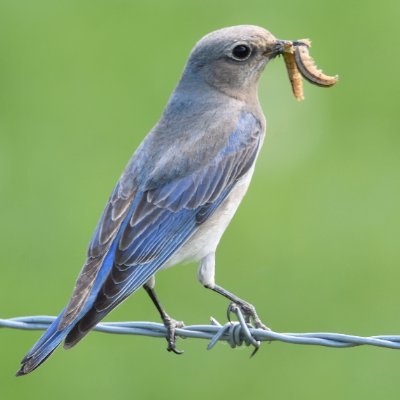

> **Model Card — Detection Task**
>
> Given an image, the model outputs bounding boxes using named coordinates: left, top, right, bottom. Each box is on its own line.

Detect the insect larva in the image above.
left=283, top=50, right=304, bottom=101
left=294, top=40, right=338, bottom=87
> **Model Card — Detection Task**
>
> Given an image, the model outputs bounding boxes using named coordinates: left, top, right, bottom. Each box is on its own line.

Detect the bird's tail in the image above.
left=16, top=309, right=72, bottom=376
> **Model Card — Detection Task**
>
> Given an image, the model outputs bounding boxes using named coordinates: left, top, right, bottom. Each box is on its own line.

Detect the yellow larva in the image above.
left=282, top=38, right=338, bottom=100
left=294, top=40, right=338, bottom=87
left=283, top=51, right=304, bottom=101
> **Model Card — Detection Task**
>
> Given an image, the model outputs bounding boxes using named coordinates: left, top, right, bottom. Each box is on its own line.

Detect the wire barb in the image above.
left=2, top=313, right=400, bottom=351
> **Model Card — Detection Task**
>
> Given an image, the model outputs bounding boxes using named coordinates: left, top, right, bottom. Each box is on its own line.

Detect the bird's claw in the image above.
left=226, top=302, right=268, bottom=355
left=228, top=302, right=270, bottom=331
left=163, top=316, right=185, bottom=355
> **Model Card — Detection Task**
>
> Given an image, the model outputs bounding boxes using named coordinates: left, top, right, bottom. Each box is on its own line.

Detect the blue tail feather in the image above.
left=16, top=310, right=75, bottom=376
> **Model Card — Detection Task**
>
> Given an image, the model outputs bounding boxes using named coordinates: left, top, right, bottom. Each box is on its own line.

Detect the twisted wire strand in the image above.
left=2, top=312, right=400, bottom=351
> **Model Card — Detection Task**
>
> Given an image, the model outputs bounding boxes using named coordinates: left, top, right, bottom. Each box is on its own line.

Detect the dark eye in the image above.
left=231, top=44, right=252, bottom=60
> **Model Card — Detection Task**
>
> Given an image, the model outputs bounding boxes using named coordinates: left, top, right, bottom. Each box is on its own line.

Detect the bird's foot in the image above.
left=162, top=314, right=185, bottom=355
left=227, top=302, right=269, bottom=356
left=227, top=301, right=270, bottom=331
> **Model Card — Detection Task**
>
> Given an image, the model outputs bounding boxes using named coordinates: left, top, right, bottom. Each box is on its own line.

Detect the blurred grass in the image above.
left=1, top=0, right=400, bottom=398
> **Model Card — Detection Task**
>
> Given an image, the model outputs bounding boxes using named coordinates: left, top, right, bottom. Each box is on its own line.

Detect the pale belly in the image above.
left=162, top=165, right=255, bottom=269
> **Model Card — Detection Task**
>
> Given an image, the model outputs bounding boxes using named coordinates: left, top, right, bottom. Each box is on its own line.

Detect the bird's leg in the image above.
left=143, top=280, right=184, bottom=355
left=207, top=284, right=269, bottom=330
left=198, top=254, right=269, bottom=330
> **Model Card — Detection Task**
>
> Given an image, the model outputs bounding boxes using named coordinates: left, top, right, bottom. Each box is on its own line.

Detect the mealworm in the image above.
left=283, top=51, right=304, bottom=101
left=282, top=42, right=304, bottom=101
left=294, top=40, right=338, bottom=87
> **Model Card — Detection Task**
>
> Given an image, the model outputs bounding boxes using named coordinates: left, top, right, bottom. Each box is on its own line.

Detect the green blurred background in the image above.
left=1, top=0, right=400, bottom=398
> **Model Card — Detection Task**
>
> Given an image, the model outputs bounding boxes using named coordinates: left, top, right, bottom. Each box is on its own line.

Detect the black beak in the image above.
left=264, top=40, right=292, bottom=59
left=274, top=40, right=292, bottom=55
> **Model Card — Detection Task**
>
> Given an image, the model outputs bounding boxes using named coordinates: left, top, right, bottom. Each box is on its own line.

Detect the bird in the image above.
left=17, top=25, right=286, bottom=376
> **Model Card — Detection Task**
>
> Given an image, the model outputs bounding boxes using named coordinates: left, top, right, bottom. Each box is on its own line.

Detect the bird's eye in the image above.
left=231, top=44, right=252, bottom=61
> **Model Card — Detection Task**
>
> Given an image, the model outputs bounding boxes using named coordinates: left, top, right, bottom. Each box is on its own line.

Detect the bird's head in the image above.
left=183, top=25, right=285, bottom=99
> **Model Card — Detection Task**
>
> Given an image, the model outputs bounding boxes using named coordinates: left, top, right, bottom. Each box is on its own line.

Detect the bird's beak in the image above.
left=264, top=40, right=292, bottom=59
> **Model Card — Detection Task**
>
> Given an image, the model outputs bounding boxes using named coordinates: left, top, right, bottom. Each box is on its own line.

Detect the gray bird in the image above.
left=18, top=25, right=286, bottom=375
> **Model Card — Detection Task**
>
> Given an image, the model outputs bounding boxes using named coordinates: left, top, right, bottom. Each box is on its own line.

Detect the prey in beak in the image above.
left=271, top=38, right=339, bottom=100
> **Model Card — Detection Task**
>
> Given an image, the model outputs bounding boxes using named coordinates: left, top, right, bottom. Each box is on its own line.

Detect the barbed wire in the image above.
left=2, top=306, right=400, bottom=352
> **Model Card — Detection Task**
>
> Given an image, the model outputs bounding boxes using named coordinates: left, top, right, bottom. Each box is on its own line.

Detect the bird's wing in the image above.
left=57, top=179, right=137, bottom=329
left=61, top=111, right=262, bottom=343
